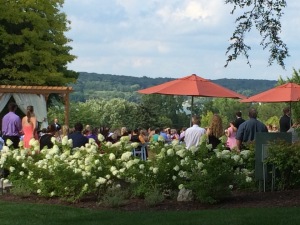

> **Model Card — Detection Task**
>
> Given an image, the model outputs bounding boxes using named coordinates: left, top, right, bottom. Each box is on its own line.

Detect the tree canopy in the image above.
left=225, top=0, right=288, bottom=68
left=0, top=0, right=77, bottom=86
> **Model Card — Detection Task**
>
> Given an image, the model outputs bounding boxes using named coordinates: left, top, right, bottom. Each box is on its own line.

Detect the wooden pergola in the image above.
left=0, top=85, right=73, bottom=127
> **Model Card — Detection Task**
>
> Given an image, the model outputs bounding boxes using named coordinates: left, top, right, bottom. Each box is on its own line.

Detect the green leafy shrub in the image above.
left=98, top=185, right=129, bottom=208
left=144, top=187, right=165, bottom=206
left=265, top=140, right=300, bottom=190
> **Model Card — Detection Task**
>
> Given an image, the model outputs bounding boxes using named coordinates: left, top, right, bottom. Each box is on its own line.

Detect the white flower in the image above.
left=172, top=176, right=177, bottom=181
left=176, top=149, right=186, bottom=158
left=173, top=165, right=180, bottom=171
left=246, top=176, right=253, bottom=183
left=3, top=179, right=10, bottom=184
left=18, top=141, right=24, bottom=148
left=232, top=154, right=240, bottom=162
left=125, top=160, right=134, bottom=169
left=68, top=139, right=73, bottom=146
left=221, top=150, right=231, bottom=159
left=6, top=139, right=13, bottom=147
left=112, top=142, right=121, bottom=148
left=62, top=136, right=68, bottom=145
left=197, top=162, right=204, bottom=169
left=139, top=164, right=145, bottom=170
left=98, top=134, right=105, bottom=142
left=133, top=158, right=140, bottom=164
left=50, top=191, right=55, bottom=197
left=206, top=144, right=212, bottom=150
left=112, top=170, right=118, bottom=176
left=19, top=171, right=24, bottom=176
left=98, top=177, right=107, bottom=184
left=178, top=184, right=184, bottom=190
left=28, top=138, right=35, bottom=147
left=167, top=148, right=174, bottom=156
left=131, top=142, right=140, bottom=148
left=110, top=166, right=117, bottom=172
left=190, top=146, right=198, bottom=153
left=120, top=136, right=130, bottom=143
left=229, top=185, right=233, bottom=189
left=37, top=178, right=43, bottom=183
left=105, top=142, right=112, bottom=147
left=152, top=167, right=159, bottom=174
left=82, top=183, right=89, bottom=191
left=240, top=150, right=251, bottom=158
left=2, top=146, right=9, bottom=152
left=51, top=137, right=56, bottom=144
left=158, top=135, right=165, bottom=142
left=105, top=174, right=111, bottom=180
left=121, top=151, right=132, bottom=161
left=89, top=138, right=95, bottom=144
left=37, top=189, right=41, bottom=194
left=171, top=140, right=179, bottom=146
left=109, top=153, right=116, bottom=161
left=9, top=166, right=15, bottom=172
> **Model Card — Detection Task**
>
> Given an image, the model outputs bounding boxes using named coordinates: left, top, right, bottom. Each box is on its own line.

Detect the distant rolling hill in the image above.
left=69, top=72, right=277, bottom=102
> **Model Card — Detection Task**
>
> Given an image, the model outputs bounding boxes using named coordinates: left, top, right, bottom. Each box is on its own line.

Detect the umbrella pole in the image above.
left=190, top=96, right=194, bottom=127
left=290, top=101, right=292, bottom=127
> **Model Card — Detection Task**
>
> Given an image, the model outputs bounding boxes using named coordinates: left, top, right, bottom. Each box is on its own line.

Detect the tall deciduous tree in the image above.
left=225, top=0, right=288, bottom=68
left=0, top=0, right=77, bottom=85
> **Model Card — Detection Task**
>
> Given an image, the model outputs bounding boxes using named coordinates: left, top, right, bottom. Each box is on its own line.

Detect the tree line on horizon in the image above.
left=69, top=72, right=277, bottom=103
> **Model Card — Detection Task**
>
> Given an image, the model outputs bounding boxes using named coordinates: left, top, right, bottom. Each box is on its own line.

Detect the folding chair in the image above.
left=132, top=143, right=147, bottom=160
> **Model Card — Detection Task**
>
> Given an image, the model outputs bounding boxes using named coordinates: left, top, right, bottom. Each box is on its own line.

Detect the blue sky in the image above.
left=63, top=0, right=300, bottom=80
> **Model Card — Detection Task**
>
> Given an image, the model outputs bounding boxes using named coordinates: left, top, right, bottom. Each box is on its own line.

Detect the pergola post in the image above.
left=64, top=92, right=70, bottom=127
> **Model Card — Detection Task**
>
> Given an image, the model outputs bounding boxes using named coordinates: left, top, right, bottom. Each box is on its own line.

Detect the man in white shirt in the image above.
left=184, top=115, right=206, bottom=149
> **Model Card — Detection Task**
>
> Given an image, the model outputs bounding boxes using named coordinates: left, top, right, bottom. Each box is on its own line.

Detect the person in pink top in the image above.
left=22, top=105, right=38, bottom=148
left=225, top=121, right=237, bottom=150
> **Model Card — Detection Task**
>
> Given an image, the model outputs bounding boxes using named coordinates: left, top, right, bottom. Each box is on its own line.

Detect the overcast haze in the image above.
left=63, top=0, right=300, bottom=80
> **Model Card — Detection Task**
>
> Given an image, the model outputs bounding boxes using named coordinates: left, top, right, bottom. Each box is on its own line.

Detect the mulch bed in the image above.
left=1, top=189, right=300, bottom=211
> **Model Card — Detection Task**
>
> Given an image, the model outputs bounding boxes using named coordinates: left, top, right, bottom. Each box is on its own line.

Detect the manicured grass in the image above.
left=1, top=201, right=300, bottom=225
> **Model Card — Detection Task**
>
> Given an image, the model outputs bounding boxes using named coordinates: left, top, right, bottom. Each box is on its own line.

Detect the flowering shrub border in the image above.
left=0, top=135, right=256, bottom=204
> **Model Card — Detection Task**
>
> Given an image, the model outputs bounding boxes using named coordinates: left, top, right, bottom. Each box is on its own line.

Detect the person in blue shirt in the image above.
left=68, top=122, right=88, bottom=148
left=236, top=108, right=268, bottom=151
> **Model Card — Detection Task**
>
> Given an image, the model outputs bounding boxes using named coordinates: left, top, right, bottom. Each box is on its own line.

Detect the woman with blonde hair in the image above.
left=22, top=105, right=38, bottom=148
left=206, top=114, right=223, bottom=149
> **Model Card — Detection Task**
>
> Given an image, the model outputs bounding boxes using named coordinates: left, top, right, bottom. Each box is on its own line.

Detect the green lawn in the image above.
left=1, top=201, right=300, bottom=225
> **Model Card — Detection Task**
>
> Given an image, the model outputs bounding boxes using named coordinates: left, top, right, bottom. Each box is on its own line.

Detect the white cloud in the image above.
left=64, top=0, right=300, bottom=80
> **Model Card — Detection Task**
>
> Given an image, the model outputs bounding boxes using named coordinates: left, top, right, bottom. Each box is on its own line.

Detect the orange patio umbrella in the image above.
left=241, top=82, right=300, bottom=124
left=138, top=74, right=246, bottom=120
left=241, top=82, right=300, bottom=103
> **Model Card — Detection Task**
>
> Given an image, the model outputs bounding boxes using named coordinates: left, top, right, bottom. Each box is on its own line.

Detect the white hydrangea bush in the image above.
left=0, top=135, right=256, bottom=203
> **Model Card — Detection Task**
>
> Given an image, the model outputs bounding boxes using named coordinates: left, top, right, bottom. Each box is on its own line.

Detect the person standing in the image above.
left=39, top=124, right=56, bottom=149
left=279, top=107, right=292, bottom=132
left=234, top=111, right=245, bottom=130
left=68, top=122, right=88, bottom=148
left=236, top=108, right=268, bottom=151
left=22, top=105, right=38, bottom=148
left=53, top=118, right=61, bottom=131
left=2, top=102, right=22, bottom=148
left=225, top=121, right=237, bottom=150
left=206, top=114, right=223, bottom=149
left=184, top=115, right=206, bottom=149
